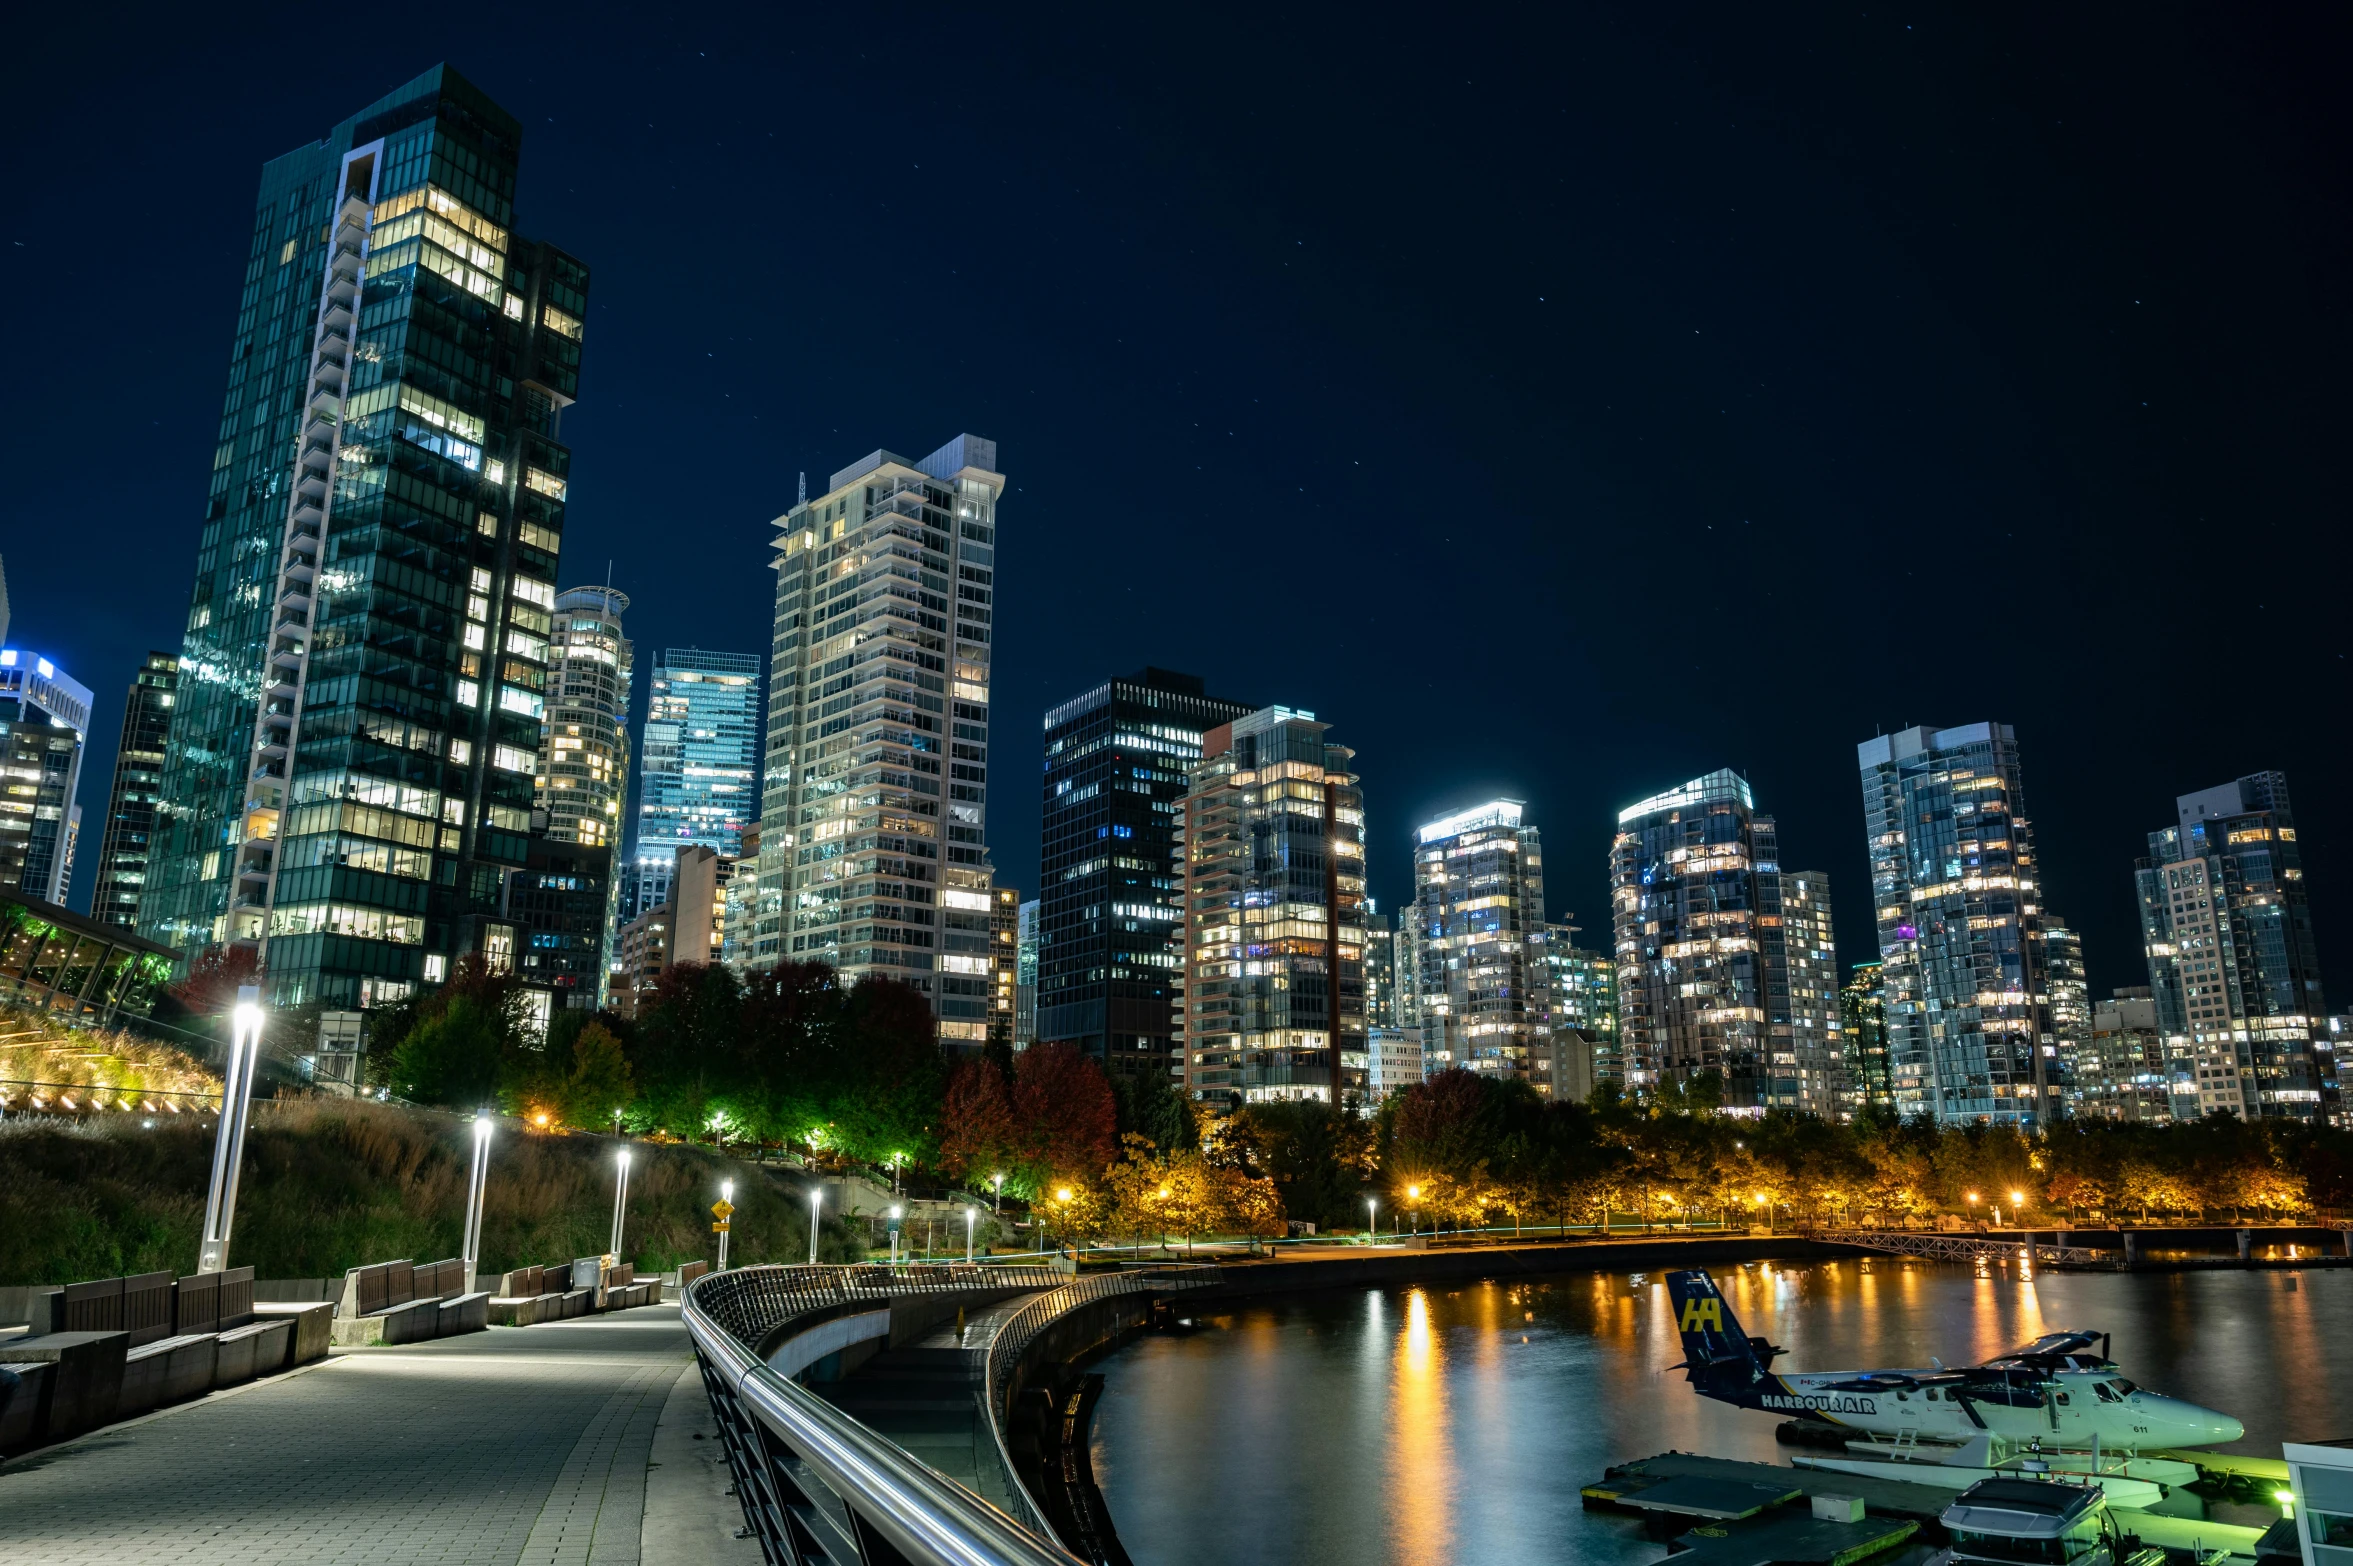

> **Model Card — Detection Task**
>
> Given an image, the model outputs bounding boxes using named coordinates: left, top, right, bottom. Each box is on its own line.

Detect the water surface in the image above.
left=1091, top=1258, right=2352, bottom=1566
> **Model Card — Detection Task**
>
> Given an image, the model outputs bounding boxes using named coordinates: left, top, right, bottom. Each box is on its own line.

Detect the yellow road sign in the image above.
left=712, top=1199, right=735, bottom=1219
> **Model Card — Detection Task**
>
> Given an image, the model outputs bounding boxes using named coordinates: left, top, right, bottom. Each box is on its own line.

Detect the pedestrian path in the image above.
left=0, top=1301, right=714, bottom=1566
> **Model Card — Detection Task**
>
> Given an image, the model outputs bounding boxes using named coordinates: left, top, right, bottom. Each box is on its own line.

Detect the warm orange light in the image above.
left=533, top=1112, right=550, bottom=1128
left=1966, top=1191, right=1979, bottom=1203
left=2010, top=1191, right=2025, bottom=1206
left=1056, top=1187, right=1072, bottom=1202
left=1406, top=1184, right=1421, bottom=1200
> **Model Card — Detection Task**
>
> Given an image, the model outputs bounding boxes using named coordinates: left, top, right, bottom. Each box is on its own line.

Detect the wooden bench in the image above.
left=330, top=1258, right=491, bottom=1345
left=206, top=1268, right=295, bottom=1383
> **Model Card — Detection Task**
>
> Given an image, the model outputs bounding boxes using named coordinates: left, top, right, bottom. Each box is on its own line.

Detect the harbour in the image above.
left=1089, top=1256, right=2349, bottom=1566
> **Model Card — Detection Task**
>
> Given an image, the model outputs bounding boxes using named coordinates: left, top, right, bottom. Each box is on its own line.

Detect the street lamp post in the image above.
left=1366, top=1196, right=1379, bottom=1244
left=717, top=1179, right=734, bottom=1272
left=460, top=1114, right=493, bottom=1294
left=992, top=1172, right=1004, bottom=1214
left=807, top=1185, right=822, bottom=1266
left=1406, top=1184, right=1421, bottom=1238
left=198, top=986, right=266, bottom=1273
left=888, top=1205, right=903, bottom=1267
left=609, top=1148, right=633, bottom=1260
left=965, top=1207, right=976, bottom=1265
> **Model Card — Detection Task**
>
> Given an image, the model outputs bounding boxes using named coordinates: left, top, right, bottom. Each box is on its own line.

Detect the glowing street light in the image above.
left=1366, top=1195, right=1379, bottom=1243
left=1406, top=1183, right=1421, bottom=1238
left=991, top=1172, right=1004, bottom=1213
left=807, top=1184, right=822, bottom=1266
left=888, top=1204, right=904, bottom=1267
left=965, top=1206, right=977, bottom=1265
left=460, top=1114, right=493, bottom=1293
left=198, top=987, right=266, bottom=1273
left=609, top=1148, right=633, bottom=1260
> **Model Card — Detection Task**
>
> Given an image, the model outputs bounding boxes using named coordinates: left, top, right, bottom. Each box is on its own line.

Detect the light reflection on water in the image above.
left=1090, top=1259, right=2352, bottom=1566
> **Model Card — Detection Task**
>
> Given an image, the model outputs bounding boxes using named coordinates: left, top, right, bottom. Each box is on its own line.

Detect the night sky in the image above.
left=8, top=7, right=2350, bottom=1003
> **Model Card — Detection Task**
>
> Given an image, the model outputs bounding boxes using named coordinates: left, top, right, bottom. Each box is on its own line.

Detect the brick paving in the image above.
left=0, top=1304, right=693, bottom=1565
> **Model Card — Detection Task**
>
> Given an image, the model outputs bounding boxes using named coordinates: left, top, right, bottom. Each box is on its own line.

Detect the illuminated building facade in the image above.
left=2135, top=772, right=2329, bottom=1120
left=1176, top=708, right=1367, bottom=1108
left=758, top=437, right=1004, bottom=1044
left=538, top=586, right=631, bottom=849
left=2073, top=989, right=2172, bottom=1122
left=1016, top=896, right=1038, bottom=1046
left=1768, top=869, right=1843, bottom=1116
left=1543, top=923, right=1618, bottom=1090
left=1038, top=668, right=1254, bottom=1081
left=0, top=649, right=91, bottom=905
left=623, top=648, right=759, bottom=928
left=989, top=885, right=1020, bottom=1054
left=1609, top=769, right=1796, bottom=1111
left=1839, top=961, right=1892, bottom=1110
left=143, top=66, right=591, bottom=1014
left=1858, top=723, right=2060, bottom=1128
left=92, top=654, right=179, bottom=930
left=1409, top=800, right=1552, bottom=1091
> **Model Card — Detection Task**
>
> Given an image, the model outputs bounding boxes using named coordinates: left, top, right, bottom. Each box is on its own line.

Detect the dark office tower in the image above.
left=1037, top=669, right=1253, bottom=1082
left=1176, top=707, right=1368, bottom=1109
left=2135, top=772, right=2328, bottom=1121
left=1858, top=723, right=2057, bottom=1129
left=1609, top=769, right=1810, bottom=1112
left=92, top=654, right=180, bottom=929
left=1839, top=962, right=1892, bottom=1112
left=143, top=66, right=590, bottom=1018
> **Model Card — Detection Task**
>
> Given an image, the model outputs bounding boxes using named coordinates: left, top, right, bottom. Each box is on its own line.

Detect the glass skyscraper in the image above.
left=1410, top=800, right=1552, bottom=1091
left=1611, top=768, right=1830, bottom=1113
left=0, top=648, right=91, bottom=906
left=143, top=66, right=590, bottom=1012
left=757, top=438, right=1005, bottom=1044
left=1037, top=668, right=1254, bottom=1082
left=1543, top=921, right=1618, bottom=1091
left=539, top=586, right=632, bottom=849
left=1176, top=708, right=1367, bottom=1109
left=1839, top=961, right=1892, bottom=1111
left=2135, top=772, right=2328, bottom=1120
left=92, top=653, right=180, bottom=929
left=1858, top=723, right=2066, bottom=1128
left=622, top=647, right=757, bottom=926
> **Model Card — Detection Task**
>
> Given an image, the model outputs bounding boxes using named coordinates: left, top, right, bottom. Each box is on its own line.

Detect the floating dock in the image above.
left=1585, top=1451, right=2270, bottom=1564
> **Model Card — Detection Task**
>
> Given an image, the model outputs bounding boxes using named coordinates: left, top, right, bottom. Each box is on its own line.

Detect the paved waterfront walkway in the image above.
left=0, top=1303, right=760, bottom=1566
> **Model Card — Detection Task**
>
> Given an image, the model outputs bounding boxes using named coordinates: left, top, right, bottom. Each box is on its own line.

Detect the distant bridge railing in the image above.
left=1813, top=1227, right=2128, bottom=1271
left=683, top=1263, right=1079, bottom=1566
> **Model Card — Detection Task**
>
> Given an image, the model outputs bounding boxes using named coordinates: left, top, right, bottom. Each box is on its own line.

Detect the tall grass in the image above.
left=0, top=1097, right=860, bottom=1285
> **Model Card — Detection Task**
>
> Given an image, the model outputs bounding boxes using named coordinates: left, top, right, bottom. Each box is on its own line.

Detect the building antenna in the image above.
left=798, top=471, right=807, bottom=506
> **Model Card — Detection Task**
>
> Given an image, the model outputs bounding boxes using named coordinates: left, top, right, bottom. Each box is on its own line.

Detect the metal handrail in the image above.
left=979, top=1264, right=1224, bottom=1541
left=683, top=1264, right=1081, bottom=1566
left=1813, top=1227, right=2128, bottom=1271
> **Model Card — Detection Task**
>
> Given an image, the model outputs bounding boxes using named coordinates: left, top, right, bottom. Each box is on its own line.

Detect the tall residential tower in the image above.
left=143, top=66, right=590, bottom=1012
left=757, top=437, right=1005, bottom=1045
left=1858, top=723, right=2064, bottom=1127
left=2135, top=773, right=2328, bottom=1120
left=1409, top=801, right=1552, bottom=1091
left=1175, top=708, right=1367, bottom=1108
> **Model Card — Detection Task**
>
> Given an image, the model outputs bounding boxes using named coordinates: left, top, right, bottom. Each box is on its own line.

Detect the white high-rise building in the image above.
left=758, top=436, right=1004, bottom=1044
left=537, top=586, right=632, bottom=849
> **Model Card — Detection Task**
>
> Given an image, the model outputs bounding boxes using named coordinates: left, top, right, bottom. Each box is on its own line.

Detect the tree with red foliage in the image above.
left=937, top=1042, right=1117, bottom=1197
left=168, top=945, right=261, bottom=1016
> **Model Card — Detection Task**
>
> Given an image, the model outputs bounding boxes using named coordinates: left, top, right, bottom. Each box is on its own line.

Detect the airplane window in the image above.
left=2093, top=1383, right=2119, bottom=1403
left=2110, top=1379, right=2139, bottom=1397
left=2056, top=1392, right=2071, bottom=1405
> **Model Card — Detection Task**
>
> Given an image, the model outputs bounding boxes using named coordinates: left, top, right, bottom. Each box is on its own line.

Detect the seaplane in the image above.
left=1662, top=1269, right=2244, bottom=1505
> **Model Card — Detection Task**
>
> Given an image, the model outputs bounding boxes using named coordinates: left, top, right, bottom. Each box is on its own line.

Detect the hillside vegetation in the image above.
left=0, top=1097, right=862, bottom=1286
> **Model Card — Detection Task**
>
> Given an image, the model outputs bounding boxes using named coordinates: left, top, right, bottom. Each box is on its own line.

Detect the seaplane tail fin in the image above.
left=1663, top=1270, right=1766, bottom=1400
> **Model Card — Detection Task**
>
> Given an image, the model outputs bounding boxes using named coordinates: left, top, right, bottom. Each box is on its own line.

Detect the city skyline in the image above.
left=11, top=18, right=2353, bottom=1021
